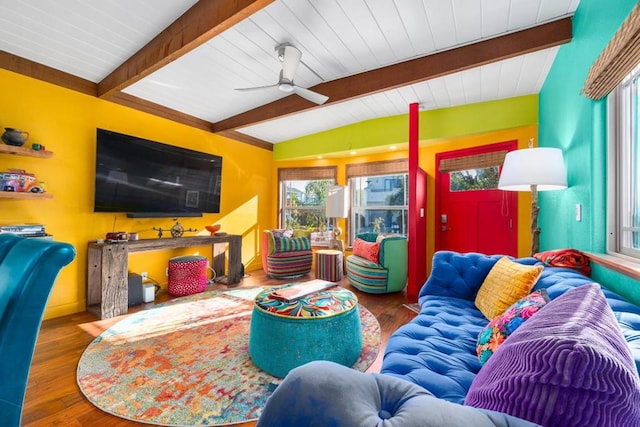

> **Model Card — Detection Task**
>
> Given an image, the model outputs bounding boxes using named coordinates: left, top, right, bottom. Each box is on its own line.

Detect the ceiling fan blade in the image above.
left=281, top=45, right=302, bottom=82
left=235, top=84, right=278, bottom=92
left=293, top=86, right=329, bottom=104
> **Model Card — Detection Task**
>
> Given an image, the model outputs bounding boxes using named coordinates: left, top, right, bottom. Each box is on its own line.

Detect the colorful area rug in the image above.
left=77, top=287, right=380, bottom=426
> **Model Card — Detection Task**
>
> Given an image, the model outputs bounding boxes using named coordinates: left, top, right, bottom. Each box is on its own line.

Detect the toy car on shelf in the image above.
left=1, top=169, right=46, bottom=193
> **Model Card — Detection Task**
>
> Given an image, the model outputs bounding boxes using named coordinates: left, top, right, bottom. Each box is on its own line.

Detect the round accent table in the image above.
left=315, top=249, right=344, bottom=282
left=249, top=286, right=363, bottom=378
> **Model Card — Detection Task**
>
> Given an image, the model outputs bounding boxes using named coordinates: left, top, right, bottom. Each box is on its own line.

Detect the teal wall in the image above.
left=538, top=0, right=638, bottom=301
left=591, top=264, right=640, bottom=307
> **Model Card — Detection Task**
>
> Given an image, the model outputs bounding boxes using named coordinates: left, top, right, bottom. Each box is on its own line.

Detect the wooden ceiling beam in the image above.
left=0, top=50, right=97, bottom=96
left=107, top=93, right=273, bottom=149
left=98, top=0, right=275, bottom=99
left=214, top=17, right=572, bottom=133
left=0, top=49, right=273, bottom=150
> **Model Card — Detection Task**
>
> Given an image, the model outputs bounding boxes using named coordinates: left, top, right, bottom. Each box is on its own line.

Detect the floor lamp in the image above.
left=326, top=185, right=349, bottom=252
left=498, top=140, right=567, bottom=256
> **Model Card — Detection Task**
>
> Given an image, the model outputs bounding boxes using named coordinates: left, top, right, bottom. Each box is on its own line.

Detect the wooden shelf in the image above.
left=0, top=192, right=52, bottom=200
left=0, top=144, right=53, bottom=158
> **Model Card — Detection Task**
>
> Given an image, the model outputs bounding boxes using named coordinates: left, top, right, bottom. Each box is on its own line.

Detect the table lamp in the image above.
left=326, top=185, right=349, bottom=251
left=498, top=139, right=567, bottom=256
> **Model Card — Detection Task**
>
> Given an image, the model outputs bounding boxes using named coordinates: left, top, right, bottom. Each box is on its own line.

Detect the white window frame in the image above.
left=607, top=64, right=640, bottom=261
left=278, top=167, right=336, bottom=246
left=348, top=172, right=409, bottom=245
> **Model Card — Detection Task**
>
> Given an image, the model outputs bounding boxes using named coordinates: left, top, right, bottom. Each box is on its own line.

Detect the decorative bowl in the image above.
left=205, top=224, right=221, bottom=236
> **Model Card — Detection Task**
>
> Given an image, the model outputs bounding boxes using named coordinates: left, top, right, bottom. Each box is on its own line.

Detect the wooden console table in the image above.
left=87, top=235, right=242, bottom=319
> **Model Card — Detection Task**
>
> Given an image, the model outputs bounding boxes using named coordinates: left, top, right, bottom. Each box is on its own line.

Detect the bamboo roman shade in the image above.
left=278, top=166, right=336, bottom=181
left=346, top=159, right=407, bottom=178
left=582, top=3, right=640, bottom=100
left=438, top=151, right=507, bottom=173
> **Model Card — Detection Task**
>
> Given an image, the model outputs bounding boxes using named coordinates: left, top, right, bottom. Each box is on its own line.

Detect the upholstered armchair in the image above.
left=261, top=229, right=313, bottom=279
left=0, top=234, right=76, bottom=426
left=345, top=232, right=407, bottom=293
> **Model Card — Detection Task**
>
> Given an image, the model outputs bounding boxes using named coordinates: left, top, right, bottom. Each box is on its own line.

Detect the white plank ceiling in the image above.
left=0, top=0, right=580, bottom=145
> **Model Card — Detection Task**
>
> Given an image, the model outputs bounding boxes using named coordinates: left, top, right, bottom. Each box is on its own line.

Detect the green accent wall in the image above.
left=274, top=95, right=538, bottom=161
left=538, top=0, right=638, bottom=301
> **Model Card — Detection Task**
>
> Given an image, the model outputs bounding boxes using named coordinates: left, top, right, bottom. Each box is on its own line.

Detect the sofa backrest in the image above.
left=355, top=232, right=378, bottom=243
left=419, top=251, right=504, bottom=301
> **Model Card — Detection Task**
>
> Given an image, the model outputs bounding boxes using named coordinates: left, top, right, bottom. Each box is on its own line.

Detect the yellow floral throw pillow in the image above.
left=475, top=257, right=543, bottom=320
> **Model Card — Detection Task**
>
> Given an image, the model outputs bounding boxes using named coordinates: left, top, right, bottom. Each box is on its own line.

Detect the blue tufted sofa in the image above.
left=381, top=251, right=640, bottom=404
left=258, top=252, right=640, bottom=427
left=257, top=250, right=640, bottom=426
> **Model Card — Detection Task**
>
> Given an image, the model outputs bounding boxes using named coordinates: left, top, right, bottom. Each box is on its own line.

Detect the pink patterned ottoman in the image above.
left=168, top=255, right=208, bottom=296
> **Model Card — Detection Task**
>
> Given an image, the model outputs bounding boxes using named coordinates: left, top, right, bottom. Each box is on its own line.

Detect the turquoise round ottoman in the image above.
left=249, top=286, right=363, bottom=378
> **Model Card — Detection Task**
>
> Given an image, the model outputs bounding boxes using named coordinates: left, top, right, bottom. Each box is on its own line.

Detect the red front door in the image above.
left=435, top=141, right=517, bottom=256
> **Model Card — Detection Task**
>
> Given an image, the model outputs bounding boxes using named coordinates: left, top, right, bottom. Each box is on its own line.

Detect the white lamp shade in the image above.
left=326, top=185, right=349, bottom=218
left=498, top=147, right=567, bottom=191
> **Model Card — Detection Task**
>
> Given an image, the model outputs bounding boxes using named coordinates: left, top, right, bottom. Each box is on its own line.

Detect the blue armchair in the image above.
left=0, top=235, right=75, bottom=426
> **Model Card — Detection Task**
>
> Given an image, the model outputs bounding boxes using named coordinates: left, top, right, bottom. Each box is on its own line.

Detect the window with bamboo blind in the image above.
left=586, top=4, right=640, bottom=261
left=582, top=3, right=640, bottom=100
left=277, top=167, right=336, bottom=239
left=346, top=159, right=408, bottom=244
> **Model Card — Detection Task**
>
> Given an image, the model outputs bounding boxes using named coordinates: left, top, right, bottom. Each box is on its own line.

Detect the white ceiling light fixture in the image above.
left=235, top=44, right=329, bottom=105
left=498, top=138, right=568, bottom=256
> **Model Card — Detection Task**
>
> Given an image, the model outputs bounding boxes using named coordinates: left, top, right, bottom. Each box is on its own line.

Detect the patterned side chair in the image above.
left=261, top=230, right=313, bottom=279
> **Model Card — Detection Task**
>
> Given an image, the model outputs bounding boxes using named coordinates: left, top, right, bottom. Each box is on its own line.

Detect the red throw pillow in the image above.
left=352, top=238, right=380, bottom=264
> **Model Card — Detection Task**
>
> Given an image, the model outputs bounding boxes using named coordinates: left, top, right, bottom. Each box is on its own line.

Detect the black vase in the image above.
left=1, top=128, right=29, bottom=146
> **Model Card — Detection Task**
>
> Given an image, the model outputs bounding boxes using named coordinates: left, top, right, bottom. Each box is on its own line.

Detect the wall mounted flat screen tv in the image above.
left=94, top=129, right=222, bottom=218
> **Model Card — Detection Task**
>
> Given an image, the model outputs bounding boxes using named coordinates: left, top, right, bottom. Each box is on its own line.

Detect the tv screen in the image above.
left=94, top=129, right=222, bottom=217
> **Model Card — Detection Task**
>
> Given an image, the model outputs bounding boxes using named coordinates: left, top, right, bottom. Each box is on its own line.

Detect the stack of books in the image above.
left=271, top=279, right=337, bottom=302
left=0, top=223, right=49, bottom=238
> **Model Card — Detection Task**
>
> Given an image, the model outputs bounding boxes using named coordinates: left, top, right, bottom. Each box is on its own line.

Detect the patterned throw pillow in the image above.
left=271, top=229, right=293, bottom=239
left=534, top=248, right=591, bottom=276
left=475, top=257, right=543, bottom=320
left=476, top=289, right=550, bottom=365
left=292, top=229, right=311, bottom=238
left=273, top=236, right=311, bottom=253
left=352, top=238, right=380, bottom=264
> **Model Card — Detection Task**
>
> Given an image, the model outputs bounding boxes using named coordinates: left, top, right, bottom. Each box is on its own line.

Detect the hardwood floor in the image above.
left=22, top=270, right=417, bottom=426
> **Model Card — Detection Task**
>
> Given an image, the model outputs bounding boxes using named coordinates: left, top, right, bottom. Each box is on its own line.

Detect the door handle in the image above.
left=441, top=226, right=449, bottom=231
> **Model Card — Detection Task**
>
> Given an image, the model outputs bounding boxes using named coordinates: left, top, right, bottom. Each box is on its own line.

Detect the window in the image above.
left=278, top=167, right=336, bottom=245
left=608, top=64, right=640, bottom=260
left=449, top=166, right=500, bottom=192
left=347, top=159, right=408, bottom=244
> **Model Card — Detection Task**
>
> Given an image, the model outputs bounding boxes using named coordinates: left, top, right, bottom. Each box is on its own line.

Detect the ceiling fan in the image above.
left=235, top=44, right=329, bottom=105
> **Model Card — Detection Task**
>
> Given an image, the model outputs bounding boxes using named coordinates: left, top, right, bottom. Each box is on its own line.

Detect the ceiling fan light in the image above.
left=278, top=83, right=294, bottom=93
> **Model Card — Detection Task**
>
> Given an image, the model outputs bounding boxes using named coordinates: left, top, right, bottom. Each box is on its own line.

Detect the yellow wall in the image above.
left=0, top=70, right=273, bottom=319
left=273, top=124, right=537, bottom=273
